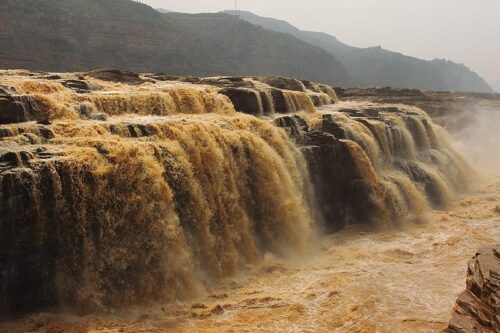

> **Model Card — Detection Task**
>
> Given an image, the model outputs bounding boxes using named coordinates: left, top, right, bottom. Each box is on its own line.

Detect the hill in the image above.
left=0, top=0, right=351, bottom=85
left=224, top=10, right=493, bottom=93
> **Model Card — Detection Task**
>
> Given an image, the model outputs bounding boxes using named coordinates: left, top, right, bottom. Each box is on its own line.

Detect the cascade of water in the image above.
left=0, top=74, right=474, bottom=317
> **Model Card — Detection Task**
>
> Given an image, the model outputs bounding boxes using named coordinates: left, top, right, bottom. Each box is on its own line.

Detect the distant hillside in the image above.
left=155, top=8, right=171, bottom=13
left=0, top=0, right=351, bottom=85
left=224, top=10, right=493, bottom=93
left=164, top=12, right=351, bottom=84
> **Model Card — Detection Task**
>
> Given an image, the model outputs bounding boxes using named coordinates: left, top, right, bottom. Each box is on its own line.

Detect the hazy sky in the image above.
left=141, top=0, right=500, bottom=91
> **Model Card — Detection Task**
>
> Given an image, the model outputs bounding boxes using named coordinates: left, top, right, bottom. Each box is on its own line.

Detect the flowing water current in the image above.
left=1, top=179, right=498, bottom=333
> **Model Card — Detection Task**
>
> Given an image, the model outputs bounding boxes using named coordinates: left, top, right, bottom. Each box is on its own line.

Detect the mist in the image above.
left=452, top=106, right=500, bottom=177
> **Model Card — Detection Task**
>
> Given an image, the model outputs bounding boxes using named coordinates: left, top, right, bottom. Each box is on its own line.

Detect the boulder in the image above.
left=308, top=93, right=323, bottom=107
left=444, top=247, right=500, bottom=333
left=274, top=115, right=308, bottom=143
left=0, top=85, right=17, bottom=95
left=301, top=133, right=385, bottom=232
left=275, top=114, right=386, bottom=232
left=302, top=80, right=338, bottom=103
left=258, top=76, right=307, bottom=92
left=86, top=69, right=144, bottom=84
left=220, top=87, right=263, bottom=115
left=269, top=88, right=288, bottom=113
left=60, top=79, right=90, bottom=93
left=0, top=93, right=36, bottom=124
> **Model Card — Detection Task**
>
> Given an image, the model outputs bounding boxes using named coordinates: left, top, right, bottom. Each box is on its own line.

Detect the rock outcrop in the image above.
left=87, top=69, right=146, bottom=85
left=444, top=247, right=500, bottom=333
left=0, top=89, right=36, bottom=124
left=334, top=86, right=500, bottom=130
left=258, top=77, right=307, bottom=92
left=274, top=103, right=473, bottom=231
left=149, top=74, right=329, bottom=115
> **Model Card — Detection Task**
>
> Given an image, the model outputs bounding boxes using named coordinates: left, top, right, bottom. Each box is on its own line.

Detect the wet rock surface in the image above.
left=147, top=73, right=334, bottom=114
left=86, top=69, right=146, bottom=84
left=334, top=86, right=500, bottom=130
left=219, top=87, right=265, bottom=115
left=258, top=76, right=307, bottom=92
left=0, top=88, right=36, bottom=124
left=275, top=102, right=472, bottom=231
left=444, top=247, right=500, bottom=333
left=274, top=115, right=383, bottom=232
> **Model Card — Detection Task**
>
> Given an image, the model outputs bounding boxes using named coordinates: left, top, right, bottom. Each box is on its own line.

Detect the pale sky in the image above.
left=141, top=0, right=500, bottom=91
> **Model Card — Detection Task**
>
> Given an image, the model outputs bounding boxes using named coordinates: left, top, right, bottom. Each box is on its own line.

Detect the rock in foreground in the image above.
left=444, top=247, right=500, bottom=333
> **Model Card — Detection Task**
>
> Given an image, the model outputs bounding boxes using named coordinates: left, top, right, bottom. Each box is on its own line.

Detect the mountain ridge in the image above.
left=0, top=0, right=491, bottom=92
left=0, top=0, right=351, bottom=86
left=223, top=10, right=493, bottom=93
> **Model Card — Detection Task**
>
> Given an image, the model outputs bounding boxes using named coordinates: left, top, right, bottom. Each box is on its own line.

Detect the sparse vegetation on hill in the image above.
left=225, top=10, right=493, bottom=93
left=0, top=0, right=350, bottom=85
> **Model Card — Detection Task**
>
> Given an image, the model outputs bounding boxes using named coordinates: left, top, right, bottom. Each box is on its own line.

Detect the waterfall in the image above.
left=0, top=71, right=474, bottom=316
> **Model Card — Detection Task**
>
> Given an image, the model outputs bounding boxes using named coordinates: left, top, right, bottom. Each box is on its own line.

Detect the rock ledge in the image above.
left=444, top=246, right=500, bottom=333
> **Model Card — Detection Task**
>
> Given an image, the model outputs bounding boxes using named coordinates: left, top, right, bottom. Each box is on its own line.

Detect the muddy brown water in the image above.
left=1, top=180, right=498, bottom=333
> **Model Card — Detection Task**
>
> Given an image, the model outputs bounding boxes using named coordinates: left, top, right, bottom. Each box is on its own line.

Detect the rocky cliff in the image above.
left=444, top=247, right=500, bottom=333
